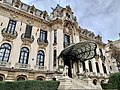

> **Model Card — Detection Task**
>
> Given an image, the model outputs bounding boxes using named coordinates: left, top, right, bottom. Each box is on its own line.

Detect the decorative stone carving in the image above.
left=62, top=65, right=68, bottom=76
left=82, top=69, right=89, bottom=78
left=95, top=35, right=102, bottom=41
left=14, top=0, right=21, bottom=8
left=1, top=28, right=18, bottom=40
left=95, top=54, right=99, bottom=60
left=10, top=14, right=18, bottom=19
left=0, top=61, right=11, bottom=68
left=100, top=55, right=106, bottom=63
left=34, top=65, right=47, bottom=71
left=41, top=24, right=46, bottom=29
left=37, top=38, right=48, bottom=47
left=26, top=20, right=34, bottom=24
left=21, top=33, right=34, bottom=44
left=15, top=63, right=30, bottom=69
left=63, top=27, right=72, bottom=35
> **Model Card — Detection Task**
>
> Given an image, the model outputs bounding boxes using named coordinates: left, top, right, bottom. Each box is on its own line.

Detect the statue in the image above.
left=62, top=65, right=68, bottom=76
left=83, top=69, right=89, bottom=78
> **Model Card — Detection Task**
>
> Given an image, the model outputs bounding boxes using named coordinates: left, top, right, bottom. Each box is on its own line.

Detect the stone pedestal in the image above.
left=58, top=76, right=72, bottom=90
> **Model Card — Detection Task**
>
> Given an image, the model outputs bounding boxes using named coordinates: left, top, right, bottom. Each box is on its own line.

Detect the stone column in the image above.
left=85, top=61, right=89, bottom=71
left=98, top=58, right=104, bottom=74
left=91, top=58, right=97, bottom=74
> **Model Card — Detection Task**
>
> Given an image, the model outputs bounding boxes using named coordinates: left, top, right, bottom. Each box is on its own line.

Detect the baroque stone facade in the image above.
left=0, top=0, right=118, bottom=88
left=105, top=40, right=120, bottom=73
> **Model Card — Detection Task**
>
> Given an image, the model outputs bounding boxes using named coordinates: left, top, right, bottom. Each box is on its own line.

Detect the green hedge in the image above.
left=101, top=72, right=120, bottom=90
left=108, top=72, right=120, bottom=89
left=101, top=83, right=116, bottom=89
left=0, top=80, right=60, bottom=90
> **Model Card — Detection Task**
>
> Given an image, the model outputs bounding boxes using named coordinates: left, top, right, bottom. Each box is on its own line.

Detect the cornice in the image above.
left=0, top=3, right=50, bottom=26
left=79, top=35, right=105, bottom=46
left=50, top=18, right=63, bottom=25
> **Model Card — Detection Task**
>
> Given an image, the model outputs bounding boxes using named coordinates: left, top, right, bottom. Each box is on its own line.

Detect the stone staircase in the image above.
left=58, top=76, right=102, bottom=89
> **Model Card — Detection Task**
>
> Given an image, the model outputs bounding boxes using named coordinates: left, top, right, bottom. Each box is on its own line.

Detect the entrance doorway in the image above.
left=64, top=59, right=72, bottom=78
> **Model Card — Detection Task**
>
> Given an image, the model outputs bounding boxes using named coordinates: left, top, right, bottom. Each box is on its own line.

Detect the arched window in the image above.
left=16, top=75, right=26, bottom=81
left=19, top=47, right=29, bottom=64
left=0, top=76, right=3, bottom=81
left=93, top=79, right=97, bottom=85
left=53, top=49, right=57, bottom=66
left=82, top=62, right=85, bottom=71
left=36, top=50, right=44, bottom=66
left=96, top=62, right=100, bottom=73
left=36, top=76, right=44, bottom=81
left=89, top=61, right=93, bottom=72
left=0, top=43, right=11, bottom=62
left=102, top=63, right=107, bottom=74
left=17, top=77, right=25, bottom=81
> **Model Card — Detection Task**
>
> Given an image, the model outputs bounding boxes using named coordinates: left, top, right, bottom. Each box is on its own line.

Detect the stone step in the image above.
left=58, top=76, right=102, bottom=89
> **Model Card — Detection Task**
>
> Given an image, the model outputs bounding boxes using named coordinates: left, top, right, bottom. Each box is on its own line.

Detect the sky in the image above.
left=21, top=0, right=120, bottom=43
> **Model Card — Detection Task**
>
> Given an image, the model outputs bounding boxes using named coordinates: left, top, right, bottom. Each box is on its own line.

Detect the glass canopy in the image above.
left=58, top=41, right=97, bottom=62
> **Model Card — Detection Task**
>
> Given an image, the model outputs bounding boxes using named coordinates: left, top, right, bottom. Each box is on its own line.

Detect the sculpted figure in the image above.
left=62, top=65, right=68, bottom=76
left=83, top=69, right=89, bottom=78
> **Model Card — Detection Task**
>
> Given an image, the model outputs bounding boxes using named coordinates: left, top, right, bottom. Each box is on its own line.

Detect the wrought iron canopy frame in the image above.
left=58, top=41, right=97, bottom=62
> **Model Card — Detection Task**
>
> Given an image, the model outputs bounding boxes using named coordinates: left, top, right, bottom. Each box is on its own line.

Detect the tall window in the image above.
left=19, top=47, right=29, bottom=64
left=82, top=62, right=85, bottom=71
left=96, top=62, right=100, bottom=73
left=40, top=30, right=47, bottom=42
left=53, top=49, right=57, bottom=66
left=54, top=30, right=57, bottom=43
left=0, top=43, right=11, bottom=62
left=64, top=34, right=70, bottom=47
left=7, top=20, right=16, bottom=34
left=99, top=49, right=103, bottom=56
left=36, top=50, right=44, bottom=66
left=102, top=63, right=107, bottom=74
left=24, top=25, right=32, bottom=38
left=89, top=61, right=93, bottom=72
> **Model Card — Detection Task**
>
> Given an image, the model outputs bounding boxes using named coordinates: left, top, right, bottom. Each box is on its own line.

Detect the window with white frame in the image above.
left=19, top=47, right=29, bottom=64
left=39, top=30, right=47, bottom=43
left=7, top=20, right=16, bottom=34
left=0, top=43, right=11, bottom=62
left=36, top=50, right=44, bottom=66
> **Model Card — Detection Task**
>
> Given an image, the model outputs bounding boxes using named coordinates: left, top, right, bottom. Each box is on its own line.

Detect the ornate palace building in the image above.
left=0, top=0, right=119, bottom=89
left=105, top=40, right=120, bottom=73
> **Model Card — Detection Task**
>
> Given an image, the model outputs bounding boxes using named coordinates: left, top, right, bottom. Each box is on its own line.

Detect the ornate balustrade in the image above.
left=34, top=65, right=47, bottom=71
left=37, top=38, right=48, bottom=47
left=0, top=61, right=11, bottom=68
left=21, top=33, right=34, bottom=44
left=15, top=63, right=30, bottom=69
left=1, top=28, right=18, bottom=39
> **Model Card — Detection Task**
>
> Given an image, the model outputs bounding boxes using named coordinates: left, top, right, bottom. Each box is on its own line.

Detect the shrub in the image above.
left=101, top=72, right=120, bottom=90
left=108, top=72, right=120, bottom=89
left=0, top=80, right=60, bottom=90
left=101, top=83, right=116, bottom=89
